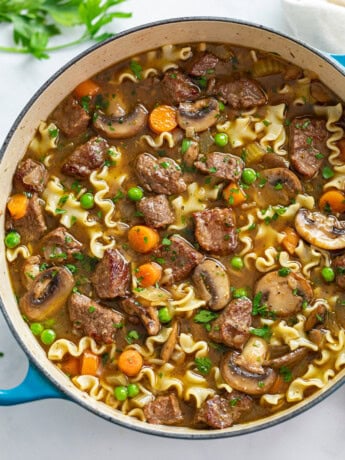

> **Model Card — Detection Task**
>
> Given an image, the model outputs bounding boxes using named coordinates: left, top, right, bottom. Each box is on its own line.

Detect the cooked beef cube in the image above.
left=21, top=255, right=41, bottom=289
left=194, top=207, right=237, bottom=255
left=68, top=293, right=124, bottom=344
left=136, top=195, right=174, bottom=228
left=62, top=136, right=109, bottom=178
left=195, top=152, right=244, bottom=181
left=52, top=95, right=90, bottom=138
left=333, top=253, right=345, bottom=289
left=121, top=297, right=160, bottom=336
left=209, top=297, right=252, bottom=349
left=13, top=194, right=47, bottom=243
left=41, top=227, right=83, bottom=263
left=182, top=140, right=199, bottom=167
left=13, top=159, right=48, bottom=193
left=211, top=77, right=267, bottom=109
left=161, top=69, right=200, bottom=104
left=290, top=118, right=328, bottom=179
left=153, top=235, right=203, bottom=284
left=135, top=153, right=186, bottom=195
left=185, top=52, right=219, bottom=77
left=91, top=249, right=130, bottom=299
left=195, top=392, right=253, bottom=429
left=144, top=393, right=183, bottom=425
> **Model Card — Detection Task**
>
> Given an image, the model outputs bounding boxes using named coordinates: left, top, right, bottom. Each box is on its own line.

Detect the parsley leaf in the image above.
left=250, top=325, right=272, bottom=341
left=194, top=309, right=218, bottom=324
left=194, top=356, right=212, bottom=375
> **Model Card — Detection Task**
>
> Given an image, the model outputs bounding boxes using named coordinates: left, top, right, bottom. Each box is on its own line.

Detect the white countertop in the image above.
left=1, top=1, right=345, bottom=459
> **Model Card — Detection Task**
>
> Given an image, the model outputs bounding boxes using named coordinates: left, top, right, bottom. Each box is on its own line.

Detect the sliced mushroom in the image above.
left=266, top=347, right=309, bottom=369
left=255, top=270, right=313, bottom=317
left=121, top=297, right=160, bottom=336
left=255, top=167, right=302, bottom=206
left=310, top=81, right=334, bottom=103
left=335, top=298, right=345, bottom=328
left=304, top=304, right=326, bottom=331
left=21, top=255, right=41, bottom=289
left=93, top=104, right=148, bottom=138
left=221, top=351, right=276, bottom=396
left=260, top=153, right=289, bottom=169
left=308, top=329, right=327, bottom=348
left=161, top=320, right=179, bottom=362
left=295, top=208, right=345, bottom=250
left=192, top=259, right=230, bottom=311
left=234, top=337, right=268, bottom=375
left=177, top=97, right=220, bottom=133
left=20, top=266, right=74, bottom=321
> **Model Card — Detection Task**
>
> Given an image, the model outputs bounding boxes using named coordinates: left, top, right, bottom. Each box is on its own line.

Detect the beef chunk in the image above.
left=135, top=153, right=186, bottom=195
left=209, top=297, right=252, bottom=349
left=161, top=69, right=200, bottom=104
left=195, top=392, right=253, bottom=429
left=333, top=253, right=345, bottom=289
left=136, top=195, right=174, bottom=228
left=210, top=77, right=267, bottom=109
left=52, top=95, right=90, bottom=138
left=13, top=159, right=48, bottom=193
left=195, top=152, right=244, bottom=181
left=144, top=393, right=183, bottom=425
left=153, top=235, right=203, bottom=284
left=62, top=136, right=109, bottom=178
left=290, top=118, right=328, bottom=179
left=12, top=194, right=47, bottom=243
left=68, top=293, right=124, bottom=344
left=121, top=297, right=160, bottom=336
left=182, top=140, right=199, bottom=167
left=91, top=249, right=130, bottom=299
left=40, top=227, right=82, bottom=263
left=185, top=52, right=219, bottom=77
left=194, top=207, right=237, bottom=255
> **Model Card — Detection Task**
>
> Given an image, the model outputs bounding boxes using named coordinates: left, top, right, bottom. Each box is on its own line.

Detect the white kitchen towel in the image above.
left=282, top=0, right=345, bottom=54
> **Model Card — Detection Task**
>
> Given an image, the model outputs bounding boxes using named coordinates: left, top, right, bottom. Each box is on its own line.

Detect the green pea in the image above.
left=214, top=132, right=229, bottom=147
left=40, top=328, right=56, bottom=345
left=232, top=287, right=248, bottom=299
left=241, top=168, right=257, bottom=185
left=322, top=166, right=334, bottom=180
left=158, top=307, right=172, bottom=323
left=114, top=385, right=128, bottom=401
left=127, top=383, right=140, bottom=398
left=127, top=186, right=144, bottom=202
left=30, top=323, right=44, bottom=336
left=181, top=138, right=192, bottom=154
left=321, top=267, right=335, bottom=283
left=278, top=267, right=291, bottom=277
left=230, top=256, right=244, bottom=270
left=80, top=192, right=95, bottom=209
left=5, top=231, right=21, bottom=249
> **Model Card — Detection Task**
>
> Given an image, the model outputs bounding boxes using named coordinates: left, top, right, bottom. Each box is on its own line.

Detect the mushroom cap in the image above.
left=177, top=97, right=220, bottom=133
left=256, top=167, right=302, bottom=206
left=93, top=104, right=148, bottom=139
left=254, top=270, right=313, bottom=318
left=20, top=266, right=74, bottom=321
left=192, top=258, right=230, bottom=310
left=220, top=351, right=276, bottom=396
left=295, top=208, right=345, bottom=250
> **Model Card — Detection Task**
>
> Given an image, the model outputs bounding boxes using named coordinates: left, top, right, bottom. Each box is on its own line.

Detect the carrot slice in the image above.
left=319, top=190, right=345, bottom=213
left=223, top=182, right=247, bottom=207
left=149, top=105, right=177, bottom=134
left=7, top=193, right=29, bottom=220
left=80, top=351, right=100, bottom=376
left=60, top=355, right=80, bottom=377
left=74, top=79, right=101, bottom=99
left=118, top=349, right=143, bottom=377
left=281, top=227, right=300, bottom=255
left=136, top=262, right=162, bottom=287
left=128, top=225, right=160, bottom=253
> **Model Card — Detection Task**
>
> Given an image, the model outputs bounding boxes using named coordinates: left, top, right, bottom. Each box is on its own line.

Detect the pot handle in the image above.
left=330, top=54, right=345, bottom=67
left=0, top=362, right=65, bottom=405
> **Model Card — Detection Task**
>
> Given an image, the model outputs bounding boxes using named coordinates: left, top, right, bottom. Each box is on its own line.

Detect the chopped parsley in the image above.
left=162, top=237, right=171, bottom=246
left=194, top=309, right=218, bottom=324
left=278, top=267, right=291, bottom=277
left=279, top=366, right=292, bottom=383
left=130, top=60, right=143, bottom=80
left=88, top=306, right=96, bottom=313
left=194, top=356, right=212, bottom=375
left=250, top=325, right=272, bottom=341
left=126, top=330, right=140, bottom=344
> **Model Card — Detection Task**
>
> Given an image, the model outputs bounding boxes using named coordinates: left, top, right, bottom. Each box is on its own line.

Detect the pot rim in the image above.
left=1, top=16, right=345, bottom=440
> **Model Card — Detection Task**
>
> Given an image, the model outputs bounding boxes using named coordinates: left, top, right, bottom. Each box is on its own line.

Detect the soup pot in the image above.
left=0, top=17, right=344, bottom=439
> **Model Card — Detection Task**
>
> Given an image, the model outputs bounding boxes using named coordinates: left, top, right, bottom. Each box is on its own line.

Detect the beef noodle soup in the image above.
left=4, top=42, right=345, bottom=429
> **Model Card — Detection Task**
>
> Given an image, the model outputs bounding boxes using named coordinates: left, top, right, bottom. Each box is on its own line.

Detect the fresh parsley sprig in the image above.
left=0, top=0, right=131, bottom=59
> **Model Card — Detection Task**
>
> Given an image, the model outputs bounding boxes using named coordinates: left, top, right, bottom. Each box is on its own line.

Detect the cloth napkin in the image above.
left=282, top=0, right=345, bottom=54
